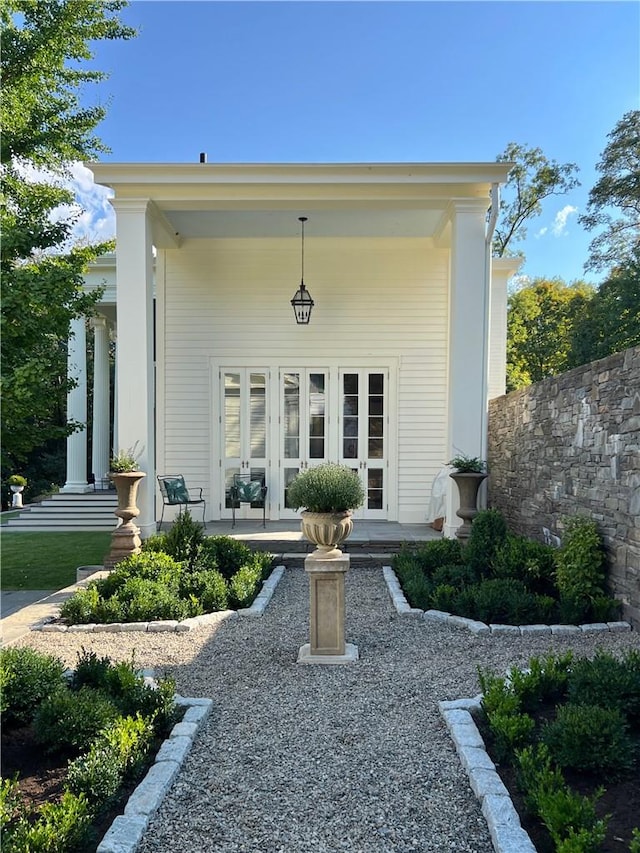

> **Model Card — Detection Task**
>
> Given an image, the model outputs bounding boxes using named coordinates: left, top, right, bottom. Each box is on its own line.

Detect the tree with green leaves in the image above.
left=569, top=249, right=640, bottom=366
left=0, top=1, right=135, bottom=474
left=506, top=278, right=594, bottom=391
left=579, top=109, right=640, bottom=273
left=493, top=142, right=580, bottom=258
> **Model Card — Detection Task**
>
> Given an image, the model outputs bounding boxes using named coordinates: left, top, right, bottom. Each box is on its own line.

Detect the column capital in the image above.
left=89, top=314, right=108, bottom=330
left=448, top=197, right=490, bottom=221
left=109, top=198, right=151, bottom=216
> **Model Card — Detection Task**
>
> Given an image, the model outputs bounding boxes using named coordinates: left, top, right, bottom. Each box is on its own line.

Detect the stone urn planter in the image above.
left=449, top=455, right=487, bottom=541
left=300, top=510, right=354, bottom=559
left=104, top=448, right=146, bottom=569
left=287, top=463, right=365, bottom=664
left=104, top=471, right=146, bottom=569
left=7, top=475, right=27, bottom=508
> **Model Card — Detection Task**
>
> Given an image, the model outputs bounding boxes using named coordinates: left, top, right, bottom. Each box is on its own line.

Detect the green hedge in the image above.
left=60, top=532, right=273, bottom=625
left=0, top=648, right=178, bottom=853
left=393, top=510, right=620, bottom=625
left=478, top=650, right=640, bottom=851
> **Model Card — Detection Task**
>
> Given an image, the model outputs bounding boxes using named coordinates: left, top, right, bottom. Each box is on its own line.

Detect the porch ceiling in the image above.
left=161, top=208, right=444, bottom=238
left=89, top=161, right=512, bottom=242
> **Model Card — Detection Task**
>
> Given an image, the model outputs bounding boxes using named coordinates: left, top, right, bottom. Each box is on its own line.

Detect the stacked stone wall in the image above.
left=488, top=346, right=640, bottom=627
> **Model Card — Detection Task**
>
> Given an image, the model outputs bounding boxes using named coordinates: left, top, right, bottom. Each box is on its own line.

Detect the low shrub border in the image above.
left=1, top=648, right=212, bottom=853
left=439, top=650, right=640, bottom=853
left=31, top=566, right=285, bottom=634
left=96, top=692, right=212, bottom=853
left=392, top=511, right=622, bottom=628
left=383, top=565, right=632, bottom=635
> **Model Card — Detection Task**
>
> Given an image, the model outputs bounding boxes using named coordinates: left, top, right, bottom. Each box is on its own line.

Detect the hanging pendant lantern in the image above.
left=291, top=216, right=314, bottom=324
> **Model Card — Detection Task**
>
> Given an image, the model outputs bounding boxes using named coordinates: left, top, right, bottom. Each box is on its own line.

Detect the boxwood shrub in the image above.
left=60, top=534, right=273, bottom=625
left=1, top=648, right=179, bottom=853
left=393, top=509, right=620, bottom=625
left=478, top=650, right=640, bottom=850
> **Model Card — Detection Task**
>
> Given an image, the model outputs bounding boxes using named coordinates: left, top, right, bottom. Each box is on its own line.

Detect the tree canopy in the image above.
left=580, top=109, right=640, bottom=273
left=493, top=142, right=580, bottom=259
left=506, top=278, right=594, bottom=391
left=0, top=1, right=135, bottom=473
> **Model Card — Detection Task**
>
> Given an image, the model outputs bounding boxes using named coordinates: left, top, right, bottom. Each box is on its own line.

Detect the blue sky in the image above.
left=78, top=0, right=639, bottom=285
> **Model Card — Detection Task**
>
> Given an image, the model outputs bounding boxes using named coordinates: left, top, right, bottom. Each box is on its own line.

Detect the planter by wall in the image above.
left=450, top=472, right=487, bottom=541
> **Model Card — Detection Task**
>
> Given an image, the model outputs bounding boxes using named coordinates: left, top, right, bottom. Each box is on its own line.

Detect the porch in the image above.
left=189, top=518, right=441, bottom=565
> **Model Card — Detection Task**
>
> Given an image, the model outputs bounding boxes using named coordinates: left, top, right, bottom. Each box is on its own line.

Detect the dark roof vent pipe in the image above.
left=199, top=152, right=207, bottom=163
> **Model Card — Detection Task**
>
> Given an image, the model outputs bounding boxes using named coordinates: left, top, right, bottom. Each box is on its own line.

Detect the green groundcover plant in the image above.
left=60, top=514, right=273, bottom=625
left=393, top=510, right=620, bottom=625
left=0, top=647, right=179, bottom=853
left=477, top=649, right=640, bottom=852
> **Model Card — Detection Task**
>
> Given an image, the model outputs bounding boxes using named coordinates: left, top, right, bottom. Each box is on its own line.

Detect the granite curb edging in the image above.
left=438, top=696, right=537, bottom=853
left=30, top=565, right=286, bottom=635
left=382, top=565, right=632, bottom=636
left=96, top=684, right=213, bottom=853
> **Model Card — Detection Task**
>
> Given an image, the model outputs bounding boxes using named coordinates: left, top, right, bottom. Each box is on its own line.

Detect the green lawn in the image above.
left=1, top=532, right=111, bottom=590
left=1, top=511, right=21, bottom=525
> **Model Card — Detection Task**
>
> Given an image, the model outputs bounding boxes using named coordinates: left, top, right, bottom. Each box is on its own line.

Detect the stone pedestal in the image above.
left=297, top=553, right=358, bottom=665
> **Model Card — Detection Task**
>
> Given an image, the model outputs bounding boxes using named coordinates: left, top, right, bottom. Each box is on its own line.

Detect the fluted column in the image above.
left=91, top=315, right=110, bottom=487
left=61, top=316, right=91, bottom=493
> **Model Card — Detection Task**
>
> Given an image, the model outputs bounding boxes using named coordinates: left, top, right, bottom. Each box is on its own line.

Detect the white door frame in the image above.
left=211, top=358, right=398, bottom=521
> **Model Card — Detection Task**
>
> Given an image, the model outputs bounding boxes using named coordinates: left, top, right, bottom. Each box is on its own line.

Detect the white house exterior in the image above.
left=68, top=162, right=520, bottom=538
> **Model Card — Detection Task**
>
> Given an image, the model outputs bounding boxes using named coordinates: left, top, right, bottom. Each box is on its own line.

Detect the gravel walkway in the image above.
left=15, top=566, right=640, bottom=853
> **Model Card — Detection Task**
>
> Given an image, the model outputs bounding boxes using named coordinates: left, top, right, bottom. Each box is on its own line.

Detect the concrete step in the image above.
left=5, top=492, right=118, bottom=532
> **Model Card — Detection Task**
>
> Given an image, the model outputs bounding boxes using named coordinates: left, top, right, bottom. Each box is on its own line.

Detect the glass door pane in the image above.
left=339, top=369, right=387, bottom=519
left=279, top=369, right=328, bottom=518
left=221, top=369, right=268, bottom=519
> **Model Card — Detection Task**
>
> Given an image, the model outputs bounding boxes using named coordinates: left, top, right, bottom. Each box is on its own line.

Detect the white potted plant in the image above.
left=448, top=454, right=487, bottom=540
left=7, top=474, right=27, bottom=508
left=287, top=463, right=365, bottom=557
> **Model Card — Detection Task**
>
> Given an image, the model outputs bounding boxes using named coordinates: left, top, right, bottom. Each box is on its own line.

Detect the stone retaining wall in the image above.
left=487, top=346, right=640, bottom=627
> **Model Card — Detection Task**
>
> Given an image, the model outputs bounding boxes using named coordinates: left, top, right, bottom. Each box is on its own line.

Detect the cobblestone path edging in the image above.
left=96, top=688, right=213, bottom=853
left=438, top=697, right=536, bottom=853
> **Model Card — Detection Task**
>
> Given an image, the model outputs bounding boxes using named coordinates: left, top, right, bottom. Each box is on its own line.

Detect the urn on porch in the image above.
left=448, top=455, right=487, bottom=541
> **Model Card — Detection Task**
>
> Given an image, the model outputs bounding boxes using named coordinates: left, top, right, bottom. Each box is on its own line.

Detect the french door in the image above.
left=280, top=369, right=329, bottom=518
left=338, top=369, right=388, bottom=519
left=215, top=365, right=392, bottom=521
left=220, top=369, right=269, bottom=522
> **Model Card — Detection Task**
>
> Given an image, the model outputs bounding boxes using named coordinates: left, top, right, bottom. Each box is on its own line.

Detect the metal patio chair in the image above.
left=157, top=474, right=206, bottom=529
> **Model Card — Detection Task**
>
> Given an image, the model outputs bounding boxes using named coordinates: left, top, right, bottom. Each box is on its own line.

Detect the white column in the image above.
left=90, top=315, right=110, bottom=487
left=111, top=324, right=118, bottom=457
left=488, top=258, right=523, bottom=400
left=112, top=199, right=156, bottom=536
left=444, top=199, right=490, bottom=537
left=61, top=316, right=91, bottom=493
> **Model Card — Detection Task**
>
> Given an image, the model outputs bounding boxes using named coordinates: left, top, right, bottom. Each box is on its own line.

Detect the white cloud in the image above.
left=67, top=162, right=115, bottom=244
left=12, top=160, right=115, bottom=246
left=535, top=227, right=548, bottom=238
left=551, top=205, right=578, bottom=237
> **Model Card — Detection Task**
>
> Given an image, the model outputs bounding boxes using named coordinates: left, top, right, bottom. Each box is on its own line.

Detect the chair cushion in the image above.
left=236, top=480, right=263, bottom=503
left=165, top=478, right=190, bottom=503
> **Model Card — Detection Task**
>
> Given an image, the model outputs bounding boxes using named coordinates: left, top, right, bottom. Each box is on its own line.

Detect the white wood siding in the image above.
left=158, top=237, right=449, bottom=523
